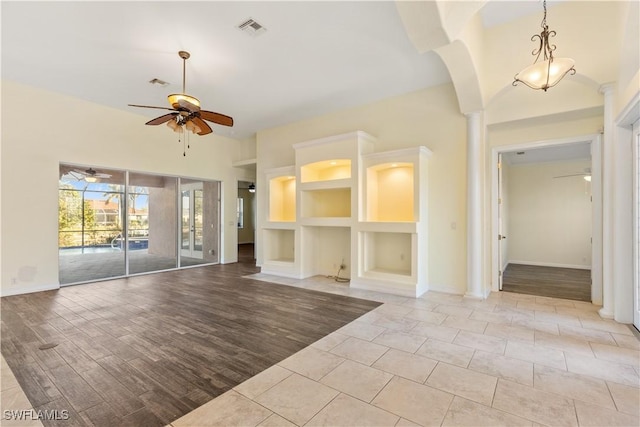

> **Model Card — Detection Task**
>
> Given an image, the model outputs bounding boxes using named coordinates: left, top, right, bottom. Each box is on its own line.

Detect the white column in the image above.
left=599, top=83, right=615, bottom=319
left=466, top=111, right=484, bottom=299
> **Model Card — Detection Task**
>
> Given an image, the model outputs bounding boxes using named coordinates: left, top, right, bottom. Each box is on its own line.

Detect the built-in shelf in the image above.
left=260, top=132, right=430, bottom=297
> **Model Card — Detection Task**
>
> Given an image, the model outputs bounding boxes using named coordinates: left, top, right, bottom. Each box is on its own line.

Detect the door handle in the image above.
left=499, top=235, right=507, bottom=240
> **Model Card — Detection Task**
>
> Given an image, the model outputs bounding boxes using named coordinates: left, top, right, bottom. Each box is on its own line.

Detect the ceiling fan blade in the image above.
left=145, top=113, right=179, bottom=126
left=553, top=173, right=587, bottom=179
left=199, top=110, right=234, bottom=127
left=191, top=117, right=213, bottom=135
left=128, top=104, right=176, bottom=111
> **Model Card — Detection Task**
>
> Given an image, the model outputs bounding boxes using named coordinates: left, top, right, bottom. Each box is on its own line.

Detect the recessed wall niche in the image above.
left=300, top=159, right=351, bottom=183
left=366, top=162, right=414, bottom=222
left=269, top=176, right=296, bottom=222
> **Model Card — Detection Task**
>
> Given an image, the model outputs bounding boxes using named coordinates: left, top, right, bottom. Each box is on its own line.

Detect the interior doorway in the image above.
left=238, top=181, right=256, bottom=263
left=492, top=135, right=602, bottom=303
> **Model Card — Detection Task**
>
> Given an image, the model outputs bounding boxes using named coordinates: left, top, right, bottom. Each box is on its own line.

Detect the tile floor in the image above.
left=169, top=274, right=640, bottom=427
left=2, top=274, right=639, bottom=427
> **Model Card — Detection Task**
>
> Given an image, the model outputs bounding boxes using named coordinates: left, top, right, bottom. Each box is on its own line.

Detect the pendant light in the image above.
left=513, top=0, right=576, bottom=91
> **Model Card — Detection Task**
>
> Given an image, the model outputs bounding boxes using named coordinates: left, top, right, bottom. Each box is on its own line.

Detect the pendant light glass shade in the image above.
left=514, top=57, right=575, bottom=91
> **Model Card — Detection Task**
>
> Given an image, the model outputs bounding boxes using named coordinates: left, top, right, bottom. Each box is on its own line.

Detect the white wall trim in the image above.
left=1, top=283, right=60, bottom=297
left=292, top=131, right=377, bottom=150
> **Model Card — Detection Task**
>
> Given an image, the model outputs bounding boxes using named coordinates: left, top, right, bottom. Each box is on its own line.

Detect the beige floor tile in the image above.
left=534, top=330, right=595, bottom=356
left=395, top=418, right=421, bottom=427
left=469, top=351, right=533, bottom=386
left=401, top=299, right=439, bottom=312
left=234, top=365, right=293, bottom=400
left=0, top=366, right=20, bottom=392
left=458, top=299, right=497, bottom=313
left=357, top=310, right=385, bottom=324
left=453, top=330, right=506, bottom=354
left=505, top=341, right=567, bottom=370
left=534, top=296, right=576, bottom=308
left=372, top=349, right=438, bottom=383
left=425, top=362, right=497, bottom=406
left=558, top=324, right=617, bottom=345
left=469, top=310, right=512, bottom=325
left=257, top=414, right=297, bottom=427
left=373, top=304, right=413, bottom=317
left=330, top=337, right=389, bottom=366
left=310, top=332, right=349, bottom=351
left=590, top=342, right=640, bottom=367
left=433, top=304, right=473, bottom=318
left=173, top=390, right=272, bottom=427
left=372, top=330, right=426, bottom=353
left=410, top=322, right=460, bottom=343
left=373, top=315, right=419, bottom=332
left=612, top=333, right=640, bottom=350
left=580, top=319, right=634, bottom=336
left=319, top=360, right=392, bottom=402
left=254, top=373, right=339, bottom=426
left=421, top=292, right=464, bottom=305
left=337, top=321, right=387, bottom=341
left=0, top=385, right=36, bottom=413
left=574, top=400, right=640, bottom=427
left=372, top=376, right=453, bottom=426
left=492, top=380, right=578, bottom=426
left=306, top=393, right=399, bottom=426
left=278, top=346, right=345, bottom=381
left=484, top=323, right=534, bottom=343
left=607, top=381, right=640, bottom=416
left=533, top=364, right=616, bottom=409
left=565, top=353, right=640, bottom=388
left=404, top=309, right=446, bottom=325
left=516, top=302, right=557, bottom=313
left=534, top=311, right=582, bottom=327
left=442, top=316, right=487, bottom=333
left=416, top=339, right=475, bottom=368
left=442, top=396, right=533, bottom=427
left=512, top=318, right=560, bottom=335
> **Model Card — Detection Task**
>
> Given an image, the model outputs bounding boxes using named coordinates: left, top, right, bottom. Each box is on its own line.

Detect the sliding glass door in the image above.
left=59, top=164, right=220, bottom=285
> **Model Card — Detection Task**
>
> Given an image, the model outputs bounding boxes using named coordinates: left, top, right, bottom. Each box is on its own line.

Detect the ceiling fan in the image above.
left=69, top=168, right=112, bottom=183
left=553, top=167, right=592, bottom=181
left=128, top=51, right=233, bottom=136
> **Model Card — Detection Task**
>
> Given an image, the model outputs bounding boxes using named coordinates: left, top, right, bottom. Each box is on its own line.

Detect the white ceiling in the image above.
left=1, top=1, right=454, bottom=139
left=2, top=1, right=565, bottom=140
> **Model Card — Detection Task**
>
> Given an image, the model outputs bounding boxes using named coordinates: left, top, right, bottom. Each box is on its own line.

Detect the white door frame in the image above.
left=490, top=134, right=603, bottom=301
left=633, top=120, right=640, bottom=329
left=180, top=182, right=204, bottom=259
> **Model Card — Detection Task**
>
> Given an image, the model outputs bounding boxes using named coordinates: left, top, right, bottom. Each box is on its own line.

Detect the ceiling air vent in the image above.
left=237, top=18, right=267, bottom=37
left=149, top=78, right=169, bottom=87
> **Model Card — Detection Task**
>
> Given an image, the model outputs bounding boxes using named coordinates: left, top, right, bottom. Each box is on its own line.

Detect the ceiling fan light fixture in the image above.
left=512, top=0, right=575, bottom=91
left=84, top=176, right=98, bottom=183
left=167, top=93, right=200, bottom=110
left=248, top=183, right=256, bottom=193
left=584, top=175, right=592, bottom=182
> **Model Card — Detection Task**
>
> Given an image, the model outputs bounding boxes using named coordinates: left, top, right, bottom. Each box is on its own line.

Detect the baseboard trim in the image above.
left=508, top=260, right=591, bottom=270
left=1, top=283, right=60, bottom=297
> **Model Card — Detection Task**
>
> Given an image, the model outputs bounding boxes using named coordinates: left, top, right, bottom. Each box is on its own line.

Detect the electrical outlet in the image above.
left=340, top=263, right=346, bottom=270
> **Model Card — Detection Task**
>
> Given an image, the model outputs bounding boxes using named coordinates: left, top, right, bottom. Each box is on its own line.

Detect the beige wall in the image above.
left=1, top=80, right=243, bottom=296
left=506, top=159, right=592, bottom=269
left=257, top=83, right=468, bottom=293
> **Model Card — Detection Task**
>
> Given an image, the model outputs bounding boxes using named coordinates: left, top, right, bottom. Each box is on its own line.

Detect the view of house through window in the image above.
left=59, top=164, right=221, bottom=284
